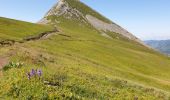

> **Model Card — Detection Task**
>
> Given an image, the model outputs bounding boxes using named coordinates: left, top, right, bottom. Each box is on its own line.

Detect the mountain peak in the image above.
left=39, top=0, right=146, bottom=46
left=39, top=0, right=112, bottom=24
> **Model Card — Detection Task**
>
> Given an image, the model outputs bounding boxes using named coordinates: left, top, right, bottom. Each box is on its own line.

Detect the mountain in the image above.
left=1, top=0, right=170, bottom=99
left=39, top=0, right=145, bottom=45
left=145, top=40, right=170, bottom=55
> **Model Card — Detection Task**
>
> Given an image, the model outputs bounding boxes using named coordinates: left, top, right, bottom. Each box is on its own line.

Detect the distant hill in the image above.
left=145, top=40, right=170, bottom=55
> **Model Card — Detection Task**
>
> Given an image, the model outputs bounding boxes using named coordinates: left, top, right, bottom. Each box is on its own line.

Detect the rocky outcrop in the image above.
left=86, top=15, right=143, bottom=43
left=38, top=0, right=86, bottom=24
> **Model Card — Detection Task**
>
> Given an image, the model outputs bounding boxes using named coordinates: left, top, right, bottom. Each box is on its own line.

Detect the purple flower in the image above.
left=37, top=69, right=42, bottom=77
left=31, top=69, right=36, bottom=76
left=26, top=69, right=43, bottom=80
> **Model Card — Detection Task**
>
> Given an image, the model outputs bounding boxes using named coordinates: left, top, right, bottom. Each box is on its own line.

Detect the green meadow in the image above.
left=0, top=0, right=170, bottom=99
left=0, top=17, right=53, bottom=41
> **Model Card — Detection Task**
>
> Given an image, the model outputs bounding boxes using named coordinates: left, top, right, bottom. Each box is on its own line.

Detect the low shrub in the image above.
left=3, top=61, right=23, bottom=71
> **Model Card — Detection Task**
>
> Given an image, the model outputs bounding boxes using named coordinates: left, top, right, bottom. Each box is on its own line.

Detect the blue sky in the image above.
left=0, top=0, right=170, bottom=40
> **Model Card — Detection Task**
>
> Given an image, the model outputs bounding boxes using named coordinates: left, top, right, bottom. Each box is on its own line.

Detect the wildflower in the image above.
left=26, top=69, right=43, bottom=80
left=31, top=69, right=36, bottom=76
left=16, top=62, right=20, bottom=67
left=37, top=69, right=42, bottom=77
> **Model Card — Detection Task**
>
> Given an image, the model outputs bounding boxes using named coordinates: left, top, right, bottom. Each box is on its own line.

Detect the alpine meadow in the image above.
left=0, top=0, right=170, bottom=99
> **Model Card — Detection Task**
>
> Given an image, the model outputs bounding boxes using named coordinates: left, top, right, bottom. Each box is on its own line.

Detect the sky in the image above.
left=0, top=0, right=170, bottom=40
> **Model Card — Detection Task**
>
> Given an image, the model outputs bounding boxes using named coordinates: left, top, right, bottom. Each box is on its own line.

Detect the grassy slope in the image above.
left=0, top=16, right=170, bottom=99
left=0, top=17, right=53, bottom=41
left=0, top=1, right=170, bottom=99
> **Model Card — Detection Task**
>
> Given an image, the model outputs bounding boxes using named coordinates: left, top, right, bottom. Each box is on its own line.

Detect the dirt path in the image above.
left=0, top=29, right=59, bottom=46
left=0, top=57, right=8, bottom=69
left=0, top=29, right=60, bottom=77
left=0, top=29, right=59, bottom=68
left=23, top=30, right=59, bottom=41
left=0, top=57, right=8, bottom=76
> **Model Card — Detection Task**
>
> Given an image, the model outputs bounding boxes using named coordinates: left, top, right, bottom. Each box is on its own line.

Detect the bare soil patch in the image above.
left=0, top=57, right=8, bottom=69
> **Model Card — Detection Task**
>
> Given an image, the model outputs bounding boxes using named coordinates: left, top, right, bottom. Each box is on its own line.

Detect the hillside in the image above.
left=0, top=0, right=170, bottom=99
left=145, top=40, right=170, bottom=55
left=0, top=17, right=53, bottom=41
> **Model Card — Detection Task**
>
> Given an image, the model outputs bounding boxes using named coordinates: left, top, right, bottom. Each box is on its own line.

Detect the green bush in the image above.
left=3, top=61, right=23, bottom=71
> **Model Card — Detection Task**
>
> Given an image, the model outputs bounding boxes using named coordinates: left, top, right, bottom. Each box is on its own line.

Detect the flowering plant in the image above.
left=3, top=61, right=24, bottom=71
left=27, top=69, right=42, bottom=80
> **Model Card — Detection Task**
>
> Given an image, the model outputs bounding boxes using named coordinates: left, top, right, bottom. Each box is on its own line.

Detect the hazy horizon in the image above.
left=0, top=0, right=169, bottom=40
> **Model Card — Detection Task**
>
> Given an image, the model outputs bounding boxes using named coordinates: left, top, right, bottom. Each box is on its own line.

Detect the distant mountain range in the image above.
left=144, top=40, right=170, bottom=55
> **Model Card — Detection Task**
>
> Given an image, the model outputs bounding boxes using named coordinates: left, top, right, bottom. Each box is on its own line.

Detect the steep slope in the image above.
left=0, top=0, right=170, bottom=99
left=145, top=40, right=170, bottom=55
left=0, top=17, right=53, bottom=41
